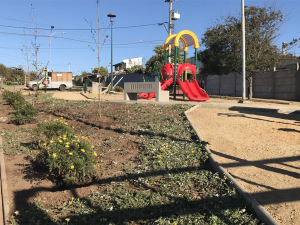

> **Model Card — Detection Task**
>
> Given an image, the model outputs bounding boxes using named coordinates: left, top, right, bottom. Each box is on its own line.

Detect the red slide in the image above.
left=138, top=78, right=174, bottom=100
left=176, top=78, right=209, bottom=102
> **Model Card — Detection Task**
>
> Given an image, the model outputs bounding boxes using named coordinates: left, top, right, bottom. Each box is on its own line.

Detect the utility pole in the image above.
left=68, top=63, right=70, bottom=72
left=241, top=0, right=246, bottom=101
left=167, top=0, right=173, bottom=64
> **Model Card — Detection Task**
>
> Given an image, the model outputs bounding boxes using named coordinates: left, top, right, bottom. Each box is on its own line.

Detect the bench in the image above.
left=124, top=82, right=169, bottom=102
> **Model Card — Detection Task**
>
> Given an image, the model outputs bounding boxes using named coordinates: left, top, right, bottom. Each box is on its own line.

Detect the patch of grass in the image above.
left=1, top=130, right=32, bottom=155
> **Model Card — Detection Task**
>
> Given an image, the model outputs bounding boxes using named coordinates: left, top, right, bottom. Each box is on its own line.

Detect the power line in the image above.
left=0, top=22, right=168, bottom=31
left=0, top=31, right=164, bottom=46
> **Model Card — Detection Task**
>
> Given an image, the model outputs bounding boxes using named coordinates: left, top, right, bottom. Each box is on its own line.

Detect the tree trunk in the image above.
left=247, top=75, right=253, bottom=100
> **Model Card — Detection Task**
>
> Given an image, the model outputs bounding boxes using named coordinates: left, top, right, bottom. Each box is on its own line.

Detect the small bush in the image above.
left=114, top=86, right=123, bottom=92
left=38, top=132, right=98, bottom=184
left=12, top=102, right=38, bottom=125
left=2, top=90, right=24, bottom=105
left=34, top=120, right=73, bottom=140
left=3, top=90, right=38, bottom=125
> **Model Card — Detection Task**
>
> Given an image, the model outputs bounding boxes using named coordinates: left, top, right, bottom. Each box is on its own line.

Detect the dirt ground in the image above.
left=0, top=99, right=141, bottom=216
left=188, top=106, right=300, bottom=225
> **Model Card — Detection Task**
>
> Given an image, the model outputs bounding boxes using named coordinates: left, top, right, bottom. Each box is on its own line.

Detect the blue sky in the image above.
left=0, top=0, right=299, bottom=75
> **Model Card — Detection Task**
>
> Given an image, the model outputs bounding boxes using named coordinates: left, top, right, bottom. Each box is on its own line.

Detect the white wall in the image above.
left=123, top=57, right=142, bottom=69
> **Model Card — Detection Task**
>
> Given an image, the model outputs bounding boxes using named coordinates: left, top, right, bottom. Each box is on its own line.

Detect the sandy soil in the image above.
left=188, top=106, right=300, bottom=225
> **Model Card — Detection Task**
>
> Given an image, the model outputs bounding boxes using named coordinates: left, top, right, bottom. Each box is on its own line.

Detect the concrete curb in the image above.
left=184, top=105, right=280, bottom=225
left=0, top=136, right=8, bottom=225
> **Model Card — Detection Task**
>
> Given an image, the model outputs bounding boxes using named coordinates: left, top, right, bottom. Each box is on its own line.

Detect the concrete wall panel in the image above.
left=275, top=77, right=296, bottom=86
left=275, top=70, right=296, bottom=79
left=275, top=85, right=296, bottom=93
left=274, top=93, right=295, bottom=100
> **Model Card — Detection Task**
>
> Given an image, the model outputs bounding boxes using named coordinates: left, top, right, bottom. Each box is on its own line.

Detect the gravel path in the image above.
left=188, top=105, right=300, bottom=225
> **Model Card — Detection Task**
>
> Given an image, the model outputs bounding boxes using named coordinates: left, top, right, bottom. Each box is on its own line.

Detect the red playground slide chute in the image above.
left=138, top=78, right=174, bottom=100
left=176, top=78, right=209, bottom=102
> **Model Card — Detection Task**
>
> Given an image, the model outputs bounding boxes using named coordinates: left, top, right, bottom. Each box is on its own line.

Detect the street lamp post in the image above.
left=241, top=0, right=246, bottom=101
left=35, top=26, right=66, bottom=72
left=107, top=13, right=116, bottom=94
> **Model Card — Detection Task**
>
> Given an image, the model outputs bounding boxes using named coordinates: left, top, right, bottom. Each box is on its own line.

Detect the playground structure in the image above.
left=139, top=30, right=209, bottom=102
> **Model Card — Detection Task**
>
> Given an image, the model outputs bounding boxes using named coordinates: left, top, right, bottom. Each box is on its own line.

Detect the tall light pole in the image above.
left=167, top=0, right=173, bottom=64
left=35, top=26, right=66, bottom=72
left=242, top=0, right=246, bottom=101
left=108, top=13, right=116, bottom=93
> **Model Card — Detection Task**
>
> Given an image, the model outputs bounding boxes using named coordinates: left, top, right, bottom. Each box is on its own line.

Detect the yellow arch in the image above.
left=164, top=34, right=188, bottom=52
left=174, top=30, right=199, bottom=49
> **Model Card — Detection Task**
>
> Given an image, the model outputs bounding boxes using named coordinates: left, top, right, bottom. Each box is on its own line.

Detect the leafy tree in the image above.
left=92, top=66, right=108, bottom=75
left=199, top=5, right=285, bottom=100
left=0, top=64, right=12, bottom=80
left=145, top=45, right=184, bottom=75
left=125, top=65, right=145, bottom=74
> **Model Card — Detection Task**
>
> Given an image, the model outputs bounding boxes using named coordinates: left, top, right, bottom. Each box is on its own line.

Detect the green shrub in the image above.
left=114, top=86, right=123, bottom=92
left=12, top=102, right=38, bottom=125
left=201, top=88, right=207, bottom=93
left=2, top=90, right=25, bottom=105
left=34, top=119, right=73, bottom=141
left=38, top=132, right=98, bottom=184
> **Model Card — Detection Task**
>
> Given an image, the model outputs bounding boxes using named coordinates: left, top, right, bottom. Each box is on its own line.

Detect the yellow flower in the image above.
left=173, top=222, right=178, bottom=225
left=43, top=143, right=47, bottom=146
left=63, top=138, right=67, bottom=140
left=72, top=126, right=74, bottom=129
left=50, top=140, right=54, bottom=143
left=91, top=146, right=94, bottom=148
left=61, top=117, right=63, bottom=119
left=81, top=149, right=85, bottom=153
left=206, top=156, right=209, bottom=159
left=65, top=218, right=70, bottom=222
left=192, top=151, right=195, bottom=153
left=66, top=142, right=70, bottom=145
left=97, top=163, right=100, bottom=167
left=69, top=152, right=73, bottom=156
left=157, top=155, right=162, bottom=158
left=44, top=120, right=47, bottom=122
left=63, top=135, right=66, bottom=138
left=59, top=136, right=62, bottom=139
left=187, top=172, right=189, bottom=175
left=59, top=140, right=63, bottom=143
left=81, top=136, right=85, bottom=139
left=70, top=165, right=74, bottom=169
left=93, top=151, right=97, bottom=156
left=53, top=153, right=57, bottom=158
left=65, top=145, right=69, bottom=148
left=14, top=210, right=19, bottom=215
left=140, top=135, right=144, bottom=138
left=64, top=122, right=68, bottom=125
left=75, top=135, right=78, bottom=138
left=158, top=160, right=162, bottom=163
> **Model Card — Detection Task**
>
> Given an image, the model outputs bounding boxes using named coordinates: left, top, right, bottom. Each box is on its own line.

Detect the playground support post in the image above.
left=194, top=48, right=197, bottom=80
left=173, top=46, right=178, bottom=99
left=183, top=51, right=187, bottom=100
left=164, top=50, right=168, bottom=65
